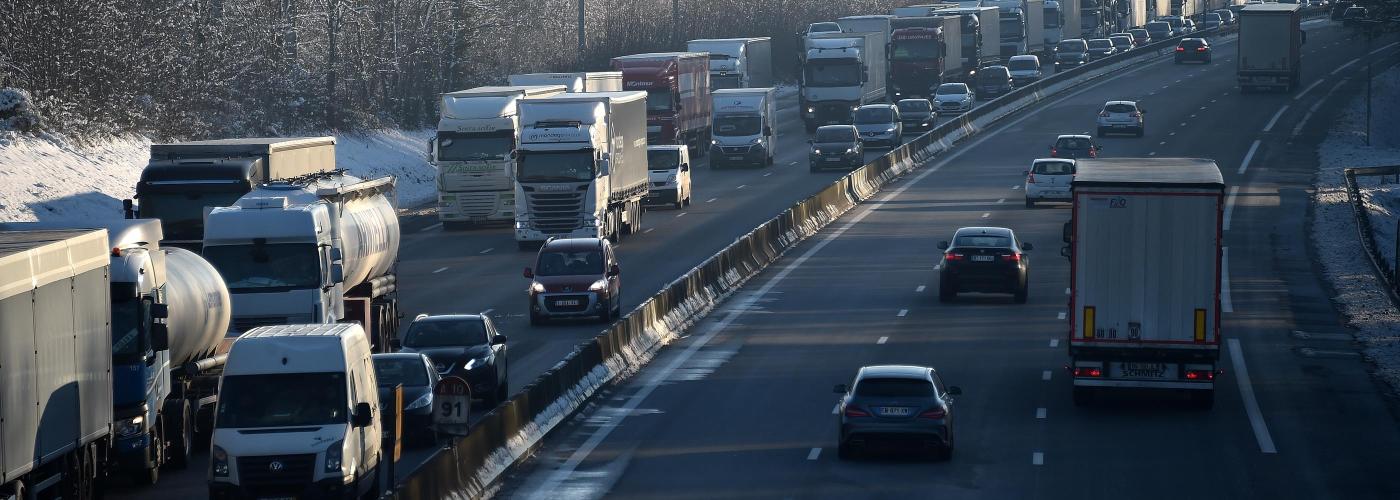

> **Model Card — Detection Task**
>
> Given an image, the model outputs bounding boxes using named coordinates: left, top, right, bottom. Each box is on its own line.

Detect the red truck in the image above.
left=611, top=52, right=712, bottom=155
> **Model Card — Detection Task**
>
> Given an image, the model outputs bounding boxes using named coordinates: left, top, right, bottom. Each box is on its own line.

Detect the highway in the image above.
left=497, top=19, right=1400, bottom=500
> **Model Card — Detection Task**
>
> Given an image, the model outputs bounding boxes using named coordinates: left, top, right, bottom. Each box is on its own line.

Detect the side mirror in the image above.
left=764, top=126, right=773, bottom=136
left=390, top=338, right=402, bottom=349
left=947, top=386, right=963, bottom=396
left=608, top=264, right=621, bottom=277
left=523, top=267, right=534, bottom=279
left=937, top=241, right=950, bottom=250
left=1022, top=242, right=1034, bottom=251
left=150, top=303, right=169, bottom=319
left=491, top=334, right=508, bottom=345
left=833, top=384, right=848, bottom=394
left=352, top=402, right=373, bottom=428
left=150, top=323, right=170, bottom=351
left=1061, top=245, right=1073, bottom=258
left=331, top=263, right=345, bottom=285
left=681, top=163, right=690, bottom=172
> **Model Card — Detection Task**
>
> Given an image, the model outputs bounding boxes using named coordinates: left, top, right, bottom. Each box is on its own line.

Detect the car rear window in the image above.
left=1180, top=39, right=1206, bottom=49
left=1104, top=103, right=1136, bottom=113
left=1057, top=40, right=1087, bottom=52
left=1034, top=161, right=1075, bottom=175
left=1130, top=29, right=1149, bottom=37
left=1087, top=39, right=1113, bottom=49
left=1204, top=13, right=1221, bottom=21
left=954, top=235, right=1011, bottom=248
left=1008, top=58, right=1038, bottom=71
left=1147, top=22, right=1169, bottom=32
left=814, top=127, right=856, bottom=142
left=977, top=67, right=1010, bottom=81
left=1057, top=136, right=1091, bottom=149
left=1111, top=36, right=1132, bottom=47
left=856, top=377, right=934, bottom=398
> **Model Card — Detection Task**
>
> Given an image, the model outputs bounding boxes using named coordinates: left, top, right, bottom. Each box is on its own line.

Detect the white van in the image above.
left=709, top=87, right=777, bottom=168
left=208, top=324, right=382, bottom=499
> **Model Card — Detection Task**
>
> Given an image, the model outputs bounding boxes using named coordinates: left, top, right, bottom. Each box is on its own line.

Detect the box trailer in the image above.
left=1237, top=3, right=1303, bottom=92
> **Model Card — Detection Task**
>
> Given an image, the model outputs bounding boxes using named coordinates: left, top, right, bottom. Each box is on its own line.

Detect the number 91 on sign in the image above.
left=433, top=376, right=472, bottom=435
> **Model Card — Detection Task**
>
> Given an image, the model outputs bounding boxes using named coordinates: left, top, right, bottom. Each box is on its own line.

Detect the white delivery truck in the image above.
left=838, top=15, right=895, bottom=90
left=432, top=85, right=568, bottom=227
left=686, top=37, right=775, bottom=90
left=709, top=87, right=777, bottom=168
left=1237, top=3, right=1303, bottom=92
left=208, top=324, right=381, bottom=500
left=513, top=91, right=650, bottom=247
left=801, top=33, right=885, bottom=132
left=1063, top=158, right=1225, bottom=408
left=507, top=72, right=623, bottom=92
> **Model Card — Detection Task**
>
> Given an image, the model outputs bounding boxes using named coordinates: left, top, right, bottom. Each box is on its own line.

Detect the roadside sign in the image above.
left=434, top=376, right=472, bottom=436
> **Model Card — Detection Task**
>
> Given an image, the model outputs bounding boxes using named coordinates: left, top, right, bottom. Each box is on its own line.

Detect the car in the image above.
left=1054, top=39, right=1090, bottom=68
left=1050, top=134, right=1100, bottom=158
left=805, top=21, right=842, bottom=36
left=1006, top=55, right=1043, bottom=86
left=1181, top=18, right=1197, bottom=34
left=974, top=65, right=1014, bottom=99
left=1129, top=28, right=1152, bottom=46
left=1200, top=13, right=1223, bottom=31
left=1145, top=21, right=1172, bottom=41
left=1024, top=158, right=1076, bottom=207
left=525, top=237, right=622, bottom=323
left=1175, top=38, right=1212, bottom=64
left=809, top=125, right=864, bottom=172
left=938, top=227, right=1032, bottom=302
left=1095, top=100, right=1146, bottom=137
left=1331, top=1, right=1354, bottom=20
left=1342, top=6, right=1368, bottom=27
left=1085, top=38, right=1118, bottom=61
left=853, top=104, right=903, bottom=148
left=395, top=314, right=509, bottom=405
left=1215, top=9, right=1236, bottom=25
left=933, top=82, right=975, bottom=114
left=644, top=145, right=692, bottom=209
left=1109, top=34, right=1134, bottom=53
left=1159, top=16, right=1186, bottom=37
left=372, top=352, right=441, bottom=445
left=896, top=99, right=936, bottom=132
left=834, top=365, right=962, bottom=460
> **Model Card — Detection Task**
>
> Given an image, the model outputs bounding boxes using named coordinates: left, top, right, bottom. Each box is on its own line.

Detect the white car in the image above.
left=1024, top=158, right=1076, bottom=207
left=1095, top=100, right=1145, bottom=137
left=933, top=83, right=975, bottom=115
left=643, top=145, right=692, bottom=209
left=1007, top=55, right=1043, bottom=86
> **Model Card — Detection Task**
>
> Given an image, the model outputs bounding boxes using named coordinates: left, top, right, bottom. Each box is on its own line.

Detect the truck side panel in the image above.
left=611, top=96, right=651, bottom=200
left=1, top=290, right=38, bottom=481
left=748, top=39, right=775, bottom=88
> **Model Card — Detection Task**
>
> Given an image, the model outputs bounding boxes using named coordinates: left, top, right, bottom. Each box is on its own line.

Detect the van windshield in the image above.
left=536, top=250, right=604, bottom=276
left=714, top=115, right=763, bottom=136
left=1008, top=58, right=1038, bottom=71
left=647, top=149, right=681, bottom=170
left=217, top=373, right=348, bottom=428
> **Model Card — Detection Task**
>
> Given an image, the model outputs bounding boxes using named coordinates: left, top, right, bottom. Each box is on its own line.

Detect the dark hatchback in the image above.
left=1050, top=134, right=1099, bottom=159
left=809, top=125, right=864, bottom=172
left=395, top=314, right=510, bottom=405
left=835, top=365, right=962, bottom=460
left=975, top=65, right=1014, bottom=99
left=896, top=99, right=936, bottom=132
left=372, top=353, right=440, bottom=444
left=938, top=227, right=1032, bottom=303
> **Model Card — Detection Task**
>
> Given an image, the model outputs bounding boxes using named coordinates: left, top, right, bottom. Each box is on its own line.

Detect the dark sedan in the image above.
left=938, top=227, right=1031, bottom=303
left=835, top=365, right=962, bottom=460
left=1175, top=38, right=1212, bottom=64
left=395, top=313, right=510, bottom=405
left=372, top=353, right=440, bottom=445
left=896, top=99, right=936, bottom=132
left=1054, top=39, right=1090, bottom=69
left=1085, top=38, right=1118, bottom=61
left=809, top=125, right=864, bottom=172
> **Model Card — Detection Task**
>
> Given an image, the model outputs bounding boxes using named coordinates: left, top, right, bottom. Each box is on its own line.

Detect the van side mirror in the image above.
left=608, top=264, right=621, bottom=277
left=352, top=402, right=373, bottom=428
left=491, top=334, right=508, bottom=345
left=122, top=198, right=137, bottom=219
left=937, top=241, right=950, bottom=250
left=150, top=323, right=170, bottom=351
left=833, top=384, right=847, bottom=394
left=681, top=163, right=690, bottom=172
left=523, top=267, right=534, bottom=279
left=1062, top=222, right=1072, bottom=243
left=764, top=126, right=773, bottom=136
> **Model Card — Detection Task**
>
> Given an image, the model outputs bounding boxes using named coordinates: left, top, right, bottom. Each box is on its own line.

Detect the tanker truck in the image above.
left=0, top=219, right=233, bottom=486
left=202, top=171, right=401, bottom=350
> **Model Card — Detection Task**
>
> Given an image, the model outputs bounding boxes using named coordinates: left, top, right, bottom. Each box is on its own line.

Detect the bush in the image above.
left=0, top=88, right=41, bottom=132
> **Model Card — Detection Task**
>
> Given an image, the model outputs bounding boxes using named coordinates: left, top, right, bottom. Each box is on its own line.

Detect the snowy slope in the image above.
left=0, top=129, right=437, bottom=224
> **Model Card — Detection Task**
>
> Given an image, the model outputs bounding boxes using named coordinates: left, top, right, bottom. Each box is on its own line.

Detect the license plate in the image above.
left=971, top=255, right=994, bottom=262
left=878, top=407, right=911, bottom=416
left=729, top=156, right=744, bottom=161
left=825, top=157, right=841, bottom=162
left=554, top=299, right=580, bottom=306
left=1113, top=124, right=1130, bottom=128
left=1115, top=362, right=1172, bottom=379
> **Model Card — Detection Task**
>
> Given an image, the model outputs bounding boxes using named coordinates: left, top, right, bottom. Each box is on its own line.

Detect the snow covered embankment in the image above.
left=1312, top=65, right=1400, bottom=392
left=0, top=129, right=437, bottom=224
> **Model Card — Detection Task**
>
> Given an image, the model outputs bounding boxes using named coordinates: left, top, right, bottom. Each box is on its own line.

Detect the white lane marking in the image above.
left=1211, top=99, right=1218, bottom=103
left=1222, top=247, right=1234, bottom=313
left=1033, top=452, right=1045, bottom=465
left=1036, top=408, right=1047, bottom=419
left=1049, top=339, right=1060, bottom=348
left=897, top=309, right=909, bottom=317
left=1012, top=185, right=1022, bottom=190
left=1199, top=106, right=1207, bottom=110
left=1057, top=312, right=1066, bottom=320
left=997, top=198, right=1006, bottom=204
left=789, top=161, right=798, bottom=166
left=737, top=184, right=747, bottom=190
left=432, top=267, right=449, bottom=274
left=1229, top=338, right=1278, bottom=454
left=1311, top=79, right=1349, bottom=114
left=1224, top=186, right=1239, bottom=231
left=934, top=264, right=941, bottom=270
left=1263, top=104, right=1288, bottom=132
left=1237, top=140, right=1261, bottom=175
left=676, top=212, right=688, bottom=218
left=1331, top=57, right=1359, bottom=75
left=764, top=172, right=774, bottom=177
left=706, top=198, right=718, bottom=203
left=1160, top=141, right=1168, bottom=145
left=807, top=448, right=822, bottom=461
left=644, top=228, right=655, bottom=234
left=916, top=285, right=926, bottom=292
left=1371, top=41, right=1400, bottom=56
left=877, top=336, right=889, bottom=344
left=420, top=223, right=443, bottom=233
left=479, top=247, right=494, bottom=254
left=1148, top=151, right=1157, bottom=156
left=1042, top=370, right=1052, bottom=381
left=1189, top=114, right=1196, bottom=119
left=981, top=212, right=991, bottom=218
left=1294, top=79, right=1324, bottom=100
left=1170, top=131, right=1178, bottom=135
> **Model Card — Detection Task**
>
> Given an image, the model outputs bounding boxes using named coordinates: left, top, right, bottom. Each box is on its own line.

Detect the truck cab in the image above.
left=710, top=87, right=777, bottom=168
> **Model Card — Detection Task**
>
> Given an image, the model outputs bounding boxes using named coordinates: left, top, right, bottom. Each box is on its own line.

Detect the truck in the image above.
left=685, top=38, right=775, bottom=90
left=201, top=170, right=401, bottom=350
left=709, top=87, right=777, bottom=168
left=431, top=85, right=568, bottom=228
left=507, top=72, right=623, bottom=92
left=1081, top=0, right=1112, bottom=38
left=0, top=228, right=112, bottom=500
left=0, top=220, right=231, bottom=486
left=1063, top=158, right=1225, bottom=408
left=988, top=0, right=1046, bottom=59
left=610, top=52, right=712, bottom=154
left=1046, top=0, right=1084, bottom=44
left=800, top=32, right=885, bottom=132
left=944, top=6, right=1004, bottom=68
left=1123, top=0, right=1148, bottom=34
left=512, top=91, right=650, bottom=247
left=888, top=16, right=965, bottom=98
left=838, top=15, right=896, bottom=80
left=130, top=137, right=336, bottom=251
left=1237, top=3, right=1303, bottom=92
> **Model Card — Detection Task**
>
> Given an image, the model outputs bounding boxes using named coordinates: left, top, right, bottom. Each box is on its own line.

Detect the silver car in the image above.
left=932, top=82, right=975, bottom=115
left=1095, top=100, right=1145, bottom=137
left=835, top=365, right=962, bottom=460
left=853, top=104, right=902, bottom=148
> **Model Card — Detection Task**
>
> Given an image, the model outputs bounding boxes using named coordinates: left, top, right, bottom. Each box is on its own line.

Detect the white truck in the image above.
left=1046, top=0, right=1084, bottom=44
left=432, top=85, right=568, bottom=228
left=686, top=38, right=775, bottom=90
left=709, top=87, right=778, bottom=168
left=987, top=0, right=1046, bottom=59
left=513, top=91, right=650, bottom=247
left=201, top=171, right=401, bottom=350
left=507, top=72, right=623, bottom=92
left=1063, top=158, right=1225, bottom=408
left=1, top=228, right=112, bottom=500
left=1237, top=3, right=1303, bottom=92
left=945, top=6, right=1004, bottom=68
left=800, top=32, right=885, bottom=132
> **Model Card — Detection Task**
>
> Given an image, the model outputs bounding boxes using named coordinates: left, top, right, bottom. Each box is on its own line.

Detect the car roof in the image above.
left=1033, top=157, right=1076, bottom=164
left=857, top=365, right=933, bottom=379
left=542, top=237, right=605, bottom=251
left=373, top=352, right=429, bottom=361
left=816, top=124, right=857, bottom=132
left=1056, top=134, right=1092, bottom=140
left=857, top=104, right=896, bottom=110
left=412, top=313, right=485, bottom=324
left=1103, top=100, right=1137, bottom=106
left=897, top=98, right=931, bottom=104
left=953, top=226, right=1013, bottom=237
left=1088, top=38, right=1112, bottom=42
left=1009, top=55, right=1038, bottom=61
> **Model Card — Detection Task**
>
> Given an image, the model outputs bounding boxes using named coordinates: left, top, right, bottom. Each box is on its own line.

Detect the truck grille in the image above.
left=237, top=454, right=315, bottom=494
left=720, top=146, right=749, bottom=155
left=448, top=192, right=503, bottom=217
left=525, top=189, right=586, bottom=234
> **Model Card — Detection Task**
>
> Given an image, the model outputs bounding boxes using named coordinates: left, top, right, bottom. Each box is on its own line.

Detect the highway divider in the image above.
left=1343, top=166, right=1400, bottom=309
left=391, top=27, right=1218, bottom=500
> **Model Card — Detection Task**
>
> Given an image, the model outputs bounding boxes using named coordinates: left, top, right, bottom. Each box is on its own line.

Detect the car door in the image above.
left=483, top=317, right=506, bottom=382
left=605, top=242, right=621, bottom=297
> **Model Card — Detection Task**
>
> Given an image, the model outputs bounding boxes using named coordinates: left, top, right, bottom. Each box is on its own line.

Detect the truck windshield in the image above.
left=890, top=40, right=940, bottom=60
left=712, top=75, right=742, bottom=90
left=1000, top=19, right=1022, bottom=40
left=1045, top=9, right=1061, bottom=28
left=536, top=250, right=605, bottom=276
left=804, top=62, right=861, bottom=87
left=216, top=373, right=348, bottom=428
left=714, top=115, right=762, bottom=136
left=516, top=151, right=594, bottom=182
left=645, top=90, right=674, bottom=112
left=140, top=191, right=245, bottom=242
left=437, top=130, right=513, bottom=161
left=202, top=243, right=321, bottom=292
left=111, top=295, right=145, bottom=359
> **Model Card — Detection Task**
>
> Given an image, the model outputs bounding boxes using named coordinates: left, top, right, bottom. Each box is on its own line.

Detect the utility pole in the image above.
left=578, top=0, right=586, bottom=68
left=673, top=0, right=680, bottom=48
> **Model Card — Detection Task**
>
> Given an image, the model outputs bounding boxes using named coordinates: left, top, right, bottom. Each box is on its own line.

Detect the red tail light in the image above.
left=1129, top=112, right=1141, bottom=118
left=1002, top=252, right=1022, bottom=262
left=1176, top=46, right=1185, bottom=52
left=917, top=407, right=947, bottom=419
left=844, top=406, right=871, bottom=417
left=1197, top=47, right=1207, bottom=52
left=1072, top=367, right=1103, bottom=377
left=944, top=252, right=965, bottom=261
left=1185, top=370, right=1215, bottom=380
left=1098, top=111, right=1109, bottom=117
left=1050, top=148, right=1059, bottom=157
left=1026, top=173, right=1037, bottom=184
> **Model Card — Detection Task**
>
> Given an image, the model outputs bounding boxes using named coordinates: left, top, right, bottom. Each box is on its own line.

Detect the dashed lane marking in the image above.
left=420, top=223, right=443, bottom=233
left=479, top=248, right=494, bottom=254
left=1057, top=312, right=1066, bottom=320
left=1049, top=339, right=1060, bottom=348
left=1033, top=452, right=1044, bottom=465
left=1294, top=79, right=1324, bottom=100
left=877, top=336, right=889, bottom=344
left=916, top=285, right=926, bottom=292
left=1042, top=370, right=1052, bottom=381
left=643, top=228, right=655, bottom=234
left=1262, top=105, right=1288, bottom=132
left=706, top=198, right=718, bottom=203
left=432, top=267, right=448, bottom=274
left=897, top=309, right=909, bottom=317
left=807, top=448, right=822, bottom=461
left=1036, top=408, right=1047, bottom=419
left=676, top=212, right=688, bottom=218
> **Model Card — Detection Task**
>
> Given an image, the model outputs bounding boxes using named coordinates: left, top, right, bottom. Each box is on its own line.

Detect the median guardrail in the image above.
left=1343, top=166, right=1400, bottom=309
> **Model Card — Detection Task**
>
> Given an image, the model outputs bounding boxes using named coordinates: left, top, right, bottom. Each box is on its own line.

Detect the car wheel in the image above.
left=1188, top=389, right=1215, bottom=410
left=598, top=300, right=613, bottom=323
left=1014, top=282, right=1029, bottom=304
left=1025, top=198, right=1035, bottom=208
left=673, top=196, right=684, bottom=210
left=1072, top=386, right=1094, bottom=407
left=1136, top=127, right=1145, bottom=138
left=529, top=309, right=544, bottom=326
left=837, top=441, right=854, bottom=460
left=496, top=377, right=510, bottom=405
left=939, top=278, right=956, bottom=302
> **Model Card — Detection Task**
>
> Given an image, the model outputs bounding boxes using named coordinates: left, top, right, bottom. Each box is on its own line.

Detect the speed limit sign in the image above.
left=433, top=376, right=471, bottom=436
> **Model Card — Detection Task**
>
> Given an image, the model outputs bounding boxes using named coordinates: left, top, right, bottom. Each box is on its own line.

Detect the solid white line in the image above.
left=1371, top=41, right=1400, bottom=56
left=1310, top=80, right=1348, bottom=114
left=877, top=336, right=889, bottom=344
left=676, top=212, right=688, bottom=218
left=1036, top=408, right=1047, bottom=419
left=479, top=247, right=494, bottom=254
left=1057, top=312, right=1066, bottom=320
left=1222, top=247, right=1234, bottom=313
left=1033, top=452, right=1044, bottom=465
left=1237, top=140, right=1261, bottom=175
left=1331, top=57, right=1359, bottom=75
left=1262, top=105, right=1288, bottom=132
left=897, top=309, right=909, bottom=317
left=1228, top=338, right=1278, bottom=454
left=788, top=161, right=798, bottom=166
left=643, top=228, right=655, bottom=234
left=420, top=223, right=443, bottom=233
left=1223, top=186, right=1239, bottom=231
left=807, top=448, right=822, bottom=460
left=432, top=267, right=448, bottom=274
left=1294, top=79, right=1324, bottom=100
left=1042, top=370, right=1052, bottom=381
left=1049, top=339, right=1060, bottom=348
left=1160, top=141, right=1167, bottom=145
left=706, top=198, right=718, bottom=203
left=916, top=285, right=926, bottom=292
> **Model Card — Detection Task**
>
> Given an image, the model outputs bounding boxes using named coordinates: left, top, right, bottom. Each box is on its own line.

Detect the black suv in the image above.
left=938, top=227, right=1032, bottom=303
left=395, top=314, right=509, bottom=404
left=1054, top=39, right=1090, bottom=69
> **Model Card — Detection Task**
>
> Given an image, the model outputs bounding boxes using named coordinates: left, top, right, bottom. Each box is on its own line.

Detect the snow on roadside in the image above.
left=1312, top=65, right=1400, bottom=393
left=0, top=129, right=438, bottom=224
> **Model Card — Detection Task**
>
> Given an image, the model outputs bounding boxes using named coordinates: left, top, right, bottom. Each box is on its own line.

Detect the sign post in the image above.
left=433, top=376, right=472, bottom=438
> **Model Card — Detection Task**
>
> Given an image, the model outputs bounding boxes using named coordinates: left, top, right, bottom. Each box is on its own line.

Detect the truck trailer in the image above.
left=1237, top=3, right=1303, bottom=92
left=685, top=38, right=775, bottom=90
left=889, top=16, right=965, bottom=97
left=611, top=52, right=712, bottom=154
left=800, top=32, right=886, bottom=132
left=1063, top=158, right=1225, bottom=408
left=507, top=72, right=623, bottom=92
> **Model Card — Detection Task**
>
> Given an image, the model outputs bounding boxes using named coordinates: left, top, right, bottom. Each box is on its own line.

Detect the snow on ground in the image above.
left=0, top=129, right=437, bottom=224
left=1312, top=65, right=1400, bottom=392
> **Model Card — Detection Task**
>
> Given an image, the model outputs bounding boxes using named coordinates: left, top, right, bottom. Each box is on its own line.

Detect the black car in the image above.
left=809, top=125, right=864, bottom=172
left=938, top=227, right=1031, bottom=303
left=1050, top=134, right=1100, bottom=159
left=835, top=365, right=962, bottom=460
left=1175, top=38, right=1212, bottom=64
left=1085, top=38, right=1117, bottom=61
left=1342, top=6, right=1368, bottom=27
left=1054, top=39, right=1090, bottom=68
left=974, top=65, right=1013, bottom=99
left=395, top=314, right=509, bottom=405
left=372, top=353, right=440, bottom=445
left=896, top=99, right=936, bottom=132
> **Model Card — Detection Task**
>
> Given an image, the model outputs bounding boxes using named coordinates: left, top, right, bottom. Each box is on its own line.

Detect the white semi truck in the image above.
left=685, top=38, right=775, bottom=90
left=432, top=85, right=568, bottom=228
left=1063, top=158, right=1225, bottom=408
left=202, top=171, right=401, bottom=350
left=508, top=72, right=623, bottom=92
left=987, top=0, right=1046, bottom=59
left=800, top=32, right=886, bottom=132
left=513, top=91, right=650, bottom=247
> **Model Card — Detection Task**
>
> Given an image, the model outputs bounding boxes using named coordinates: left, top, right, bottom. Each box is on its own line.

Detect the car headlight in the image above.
left=465, top=358, right=488, bottom=371
left=852, top=106, right=860, bottom=112
left=806, top=107, right=815, bottom=113
left=812, top=149, right=822, bottom=155
left=405, top=392, right=433, bottom=410
left=212, top=445, right=230, bottom=477
left=514, top=221, right=526, bottom=230
left=845, top=148, right=855, bottom=154
left=751, top=137, right=763, bottom=145
left=116, top=415, right=145, bottom=438
left=530, top=282, right=545, bottom=293
left=886, top=127, right=897, bottom=133
left=711, top=139, right=718, bottom=145
left=588, top=278, right=608, bottom=291
left=323, top=440, right=344, bottom=473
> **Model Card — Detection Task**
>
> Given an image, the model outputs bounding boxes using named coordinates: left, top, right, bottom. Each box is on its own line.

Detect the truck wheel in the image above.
left=1072, top=386, right=1094, bottom=407
left=1189, top=389, right=1215, bottom=410
left=164, top=399, right=194, bottom=470
left=135, top=427, right=161, bottom=486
